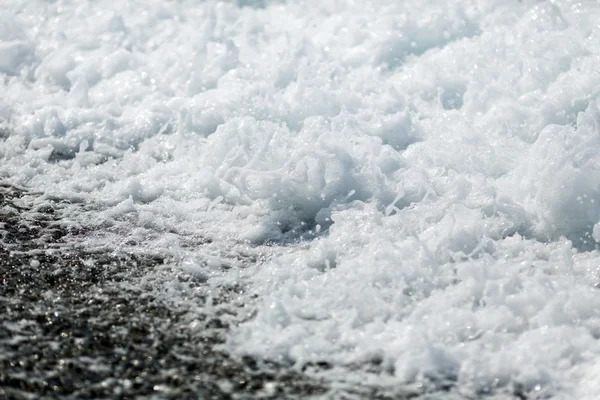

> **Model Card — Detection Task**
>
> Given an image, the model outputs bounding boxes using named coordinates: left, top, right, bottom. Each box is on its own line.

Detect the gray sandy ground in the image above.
left=0, top=184, right=528, bottom=400
left=0, top=184, right=328, bottom=399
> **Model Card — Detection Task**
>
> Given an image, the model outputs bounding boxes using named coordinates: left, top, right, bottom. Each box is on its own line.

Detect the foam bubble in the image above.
left=3, top=0, right=600, bottom=397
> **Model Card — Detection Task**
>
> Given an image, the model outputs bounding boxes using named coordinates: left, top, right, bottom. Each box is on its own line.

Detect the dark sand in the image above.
left=0, top=184, right=327, bottom=399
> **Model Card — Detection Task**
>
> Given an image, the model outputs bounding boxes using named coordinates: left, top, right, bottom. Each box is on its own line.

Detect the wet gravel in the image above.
left=0, top=184, right=327, bottom=399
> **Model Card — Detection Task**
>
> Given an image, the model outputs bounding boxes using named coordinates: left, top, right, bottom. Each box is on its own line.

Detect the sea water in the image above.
left=2, top=0, right=600, bottom=398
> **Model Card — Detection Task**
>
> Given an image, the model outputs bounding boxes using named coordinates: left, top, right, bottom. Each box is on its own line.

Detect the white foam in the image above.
left=3, top=0, right=600, bottom=397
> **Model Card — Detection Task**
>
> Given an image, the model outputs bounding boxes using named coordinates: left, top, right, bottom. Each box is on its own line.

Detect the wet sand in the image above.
left=0, top=184, right=326, bottom=399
